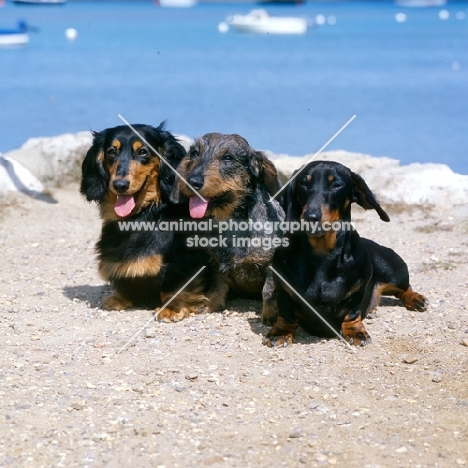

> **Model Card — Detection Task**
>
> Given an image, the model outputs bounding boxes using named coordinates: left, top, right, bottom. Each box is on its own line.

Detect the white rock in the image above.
left=267, top=150, right=468, bottom=208
left=3, top=131, right=468, bottom=209
left=363, top=162, right=468, bottom=206
left=0, top=154, right=44, bottom=194
left=3, top=131, right=92, bottom=188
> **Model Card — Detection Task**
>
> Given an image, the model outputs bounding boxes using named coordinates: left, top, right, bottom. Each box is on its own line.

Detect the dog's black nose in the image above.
left=113, top=179, right=130, bottom=193
left=304, top=208, right=322, bottom=222
left=187, top=174, right=204, bottom=191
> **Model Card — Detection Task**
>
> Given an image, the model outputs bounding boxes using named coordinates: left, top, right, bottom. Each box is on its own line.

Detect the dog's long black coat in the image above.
left=80, top=123, right=206, bottom=313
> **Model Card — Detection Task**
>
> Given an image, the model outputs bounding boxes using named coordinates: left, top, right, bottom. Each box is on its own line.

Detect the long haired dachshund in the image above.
left=170, top=133, right=285, bottom=320
left=80, top=123, right=206, bottom=317
left=265, top=160, right=428, bottom=347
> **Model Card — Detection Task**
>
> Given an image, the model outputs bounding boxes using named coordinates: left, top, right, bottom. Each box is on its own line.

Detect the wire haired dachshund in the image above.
left=170, top=133, right=285, bottom=319
left=264, top=160, right=428, bottom=347
left=80, top=122, right=207, bottom=318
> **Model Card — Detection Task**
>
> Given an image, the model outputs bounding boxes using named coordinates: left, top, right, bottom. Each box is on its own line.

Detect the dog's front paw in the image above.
left=156, top=306, right=190, bottom=323
left=102, top=293, right=132, bottom=311
left=404, top=291, right=428, bottom=312
left=263, top=318, right=297, bottom=347
left=342, top=329, right=372, bottom=347
left=262, top=333, right=294, bottom=348
left=341, top=316, right=372, bottom=346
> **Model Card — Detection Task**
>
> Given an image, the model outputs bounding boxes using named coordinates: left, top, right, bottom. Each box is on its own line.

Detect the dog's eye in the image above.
left=221, top=154, right=234, bottom=162
left=106, top=148, right=117, bottom=159
left=332, top=181, right=343, bottom=189
left=138, top=148, right=148, bottom=157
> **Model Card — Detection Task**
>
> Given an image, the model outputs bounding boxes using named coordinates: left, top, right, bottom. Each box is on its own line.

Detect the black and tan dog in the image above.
left=80, top=123, right=206, bottom=317
left=264, top=160, right=428, bottom=347
left=170, top=133, right=285, bottom=318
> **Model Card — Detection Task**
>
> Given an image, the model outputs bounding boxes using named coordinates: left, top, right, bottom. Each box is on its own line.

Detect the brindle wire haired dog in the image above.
left=80, top=123, right=207, bottom=317
left=170, top=133, right=285, bottom=320
left=265, top=160, right=428, bottom=348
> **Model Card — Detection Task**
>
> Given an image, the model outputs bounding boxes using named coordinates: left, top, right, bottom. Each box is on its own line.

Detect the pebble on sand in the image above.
left=289, top=428, right=304, bottom=438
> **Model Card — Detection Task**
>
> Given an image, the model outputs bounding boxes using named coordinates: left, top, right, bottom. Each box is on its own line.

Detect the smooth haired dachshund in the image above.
left=264, top=160, right=428, bottom=347
left=80, top=123, right=207, bottom=318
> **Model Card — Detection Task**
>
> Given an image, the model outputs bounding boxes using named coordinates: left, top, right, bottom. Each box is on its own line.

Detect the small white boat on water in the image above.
left=227, top=9, right=308, bottom=35
left=156, top=0, right=197, bottom=7
left=0, top=21, right=29, bottom=47
left=12, top=0, right=66, bottom=4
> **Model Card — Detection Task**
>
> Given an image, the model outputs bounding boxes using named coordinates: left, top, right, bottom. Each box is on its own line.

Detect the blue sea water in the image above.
left=0, top=1, right=467, bottom=174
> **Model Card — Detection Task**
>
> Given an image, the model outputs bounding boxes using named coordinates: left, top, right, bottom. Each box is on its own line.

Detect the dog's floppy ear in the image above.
left=283, top=171, right=302, bottom=222
left=169, top=175, right=187, bottom=204
left=145, top=122, right=187, bottom=203
left=351, top=171, right=390, bottom=222
left=80, top=131, right=109, bottom=202
left=248, top=151, right=281, bottom=197
left=262, top=157, right=281, bottom=197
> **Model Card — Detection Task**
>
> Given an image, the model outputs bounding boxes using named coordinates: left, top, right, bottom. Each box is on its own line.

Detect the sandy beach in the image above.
left=1, top=137, right=468, bottom=467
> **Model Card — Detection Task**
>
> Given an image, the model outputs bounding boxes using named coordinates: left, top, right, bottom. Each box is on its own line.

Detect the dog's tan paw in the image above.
left=102, top=294, right=132, bottom=311
left=156, top=306, right=190, bottom=323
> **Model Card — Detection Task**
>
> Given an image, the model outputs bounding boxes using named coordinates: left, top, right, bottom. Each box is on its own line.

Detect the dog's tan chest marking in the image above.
left=99, top=254, right=164, bottom=281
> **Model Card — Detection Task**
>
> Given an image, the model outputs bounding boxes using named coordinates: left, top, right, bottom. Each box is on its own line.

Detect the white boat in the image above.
left=395, top=0, right=446, bottom=6
left=0, top=31, right=29, bottom=47
left=227, top=9, right=308, bottom=35
left=12, top=0, right=67, bottom=4
left=157, top=0, right=197, bottom=7
left=0, top=21, right=29, bottom=47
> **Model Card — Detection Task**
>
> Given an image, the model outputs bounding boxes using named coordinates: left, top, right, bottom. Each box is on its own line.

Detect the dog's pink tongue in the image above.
left=114, top=195, right=135, bottom=217
left=189, top=196, right=208, bottom=219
